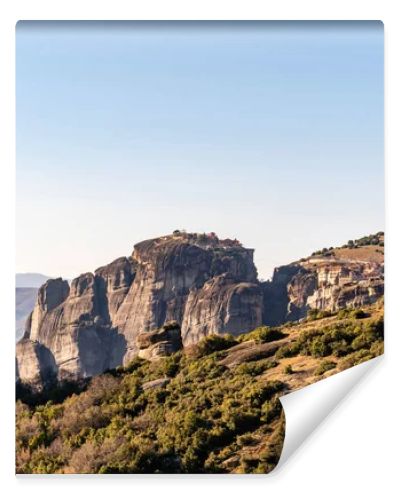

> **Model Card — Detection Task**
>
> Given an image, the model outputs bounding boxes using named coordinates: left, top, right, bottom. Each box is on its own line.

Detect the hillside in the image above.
left=16, top=300, right=383, bottom=474
left=309, top=231, right=384, bottom=263
left=333, top=245, right=384, bottom=264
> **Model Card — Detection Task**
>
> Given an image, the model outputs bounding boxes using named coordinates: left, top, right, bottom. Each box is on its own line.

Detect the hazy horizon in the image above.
left=16, top=21, right=384, bottom=280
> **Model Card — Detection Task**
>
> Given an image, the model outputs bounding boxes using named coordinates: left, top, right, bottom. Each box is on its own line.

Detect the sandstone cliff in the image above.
left=16, top=232, right=263, bottom=386
left=262, top=243, right=384, bottom=326
left=16, top=231, right=384, bottom=387
left=136, top=321, right=183, bottom=361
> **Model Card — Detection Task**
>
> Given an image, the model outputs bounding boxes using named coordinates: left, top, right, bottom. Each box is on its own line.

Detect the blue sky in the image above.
left=16, top=21, right=384, bottom=280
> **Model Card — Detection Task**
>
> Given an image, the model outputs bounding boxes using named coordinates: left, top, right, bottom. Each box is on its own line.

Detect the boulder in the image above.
left=136, top=321, right=183, bottom=360
left=142, top=377, right=171, bottom=391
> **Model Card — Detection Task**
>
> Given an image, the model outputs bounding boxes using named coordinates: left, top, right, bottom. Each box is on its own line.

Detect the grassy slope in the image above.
left=16, top=300, right=383, bottom=474
left=333, top=245, right=384, bottom=263
left=308, top=231, right=384, bottom=263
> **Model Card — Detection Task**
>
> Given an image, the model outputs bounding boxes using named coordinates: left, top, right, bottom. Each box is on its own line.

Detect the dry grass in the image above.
left=224, top=299, right=384, bottom=394
left=333, top=245, right=384, bottom=263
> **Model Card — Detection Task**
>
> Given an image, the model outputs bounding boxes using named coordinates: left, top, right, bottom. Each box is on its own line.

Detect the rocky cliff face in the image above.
left=136, top=321, right=183, bottom=361
left=16, top=232, right=263, bottom=387
left=16, top=231, right=384, bottom=388
left=262, top=256, right=384, bottom=326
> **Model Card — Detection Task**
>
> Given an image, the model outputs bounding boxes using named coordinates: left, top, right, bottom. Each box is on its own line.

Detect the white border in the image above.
left=1, top=2, right=399, bottom=498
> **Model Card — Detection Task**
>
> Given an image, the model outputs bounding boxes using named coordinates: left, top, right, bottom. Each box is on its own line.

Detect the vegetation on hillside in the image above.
left=16, top=346, right=286, bottom=474
left=311, top=231, right=384, bottom=257
left=343, top=232, right=384, bottom=249
left=16, top=302, right=384, bottom=474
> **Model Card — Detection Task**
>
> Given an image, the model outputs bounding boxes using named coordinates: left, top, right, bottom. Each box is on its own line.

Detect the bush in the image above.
left=237, top=433, right=256, bottom=447
left=276, top=340, right=302, bottom=358
left=195, top=334, right=238, bottom=357
left=337, top=308, right=369, bottom=320
left=238, top=327, right=286, bottom=343
left=142, top=353, right=182, bottom=380
left=307, top=309, right=332, bottom=321
left=234, top=359, right=277, bottom=376
left=314, top=360, right=336, bottom=376
left=310, top=337, right=331, bottom=358
left=283, top=364, right=294, bottom=375
left=260, top=397, right=282, bottom=424
left=276, top=315, right=383, bottom=362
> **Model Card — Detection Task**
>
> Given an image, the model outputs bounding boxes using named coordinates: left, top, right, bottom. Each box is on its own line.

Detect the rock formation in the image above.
left=16, top=232, right=263, bottom=386
left=262, top=256, right=384, bottom=326
left=136, top=322, right=183, bottom=361
left=16, top=231, right=384, bottom=388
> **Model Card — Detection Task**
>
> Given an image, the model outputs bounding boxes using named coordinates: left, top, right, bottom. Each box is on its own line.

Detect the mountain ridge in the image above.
left=16, top=273, right=52, bottom=288
left=16, top=231, right=384, bottom=389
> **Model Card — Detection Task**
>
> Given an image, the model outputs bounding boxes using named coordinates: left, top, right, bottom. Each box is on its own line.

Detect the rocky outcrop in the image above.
left=181, top=276, right=262, bottom=346
left=219, top=339, right=284, bottom=368
left=113, top=236, right=259, bottom=359
left=16, top=232, right=263, bottom=385
left=16, top=273, right=127, bottom=385
left=15, top=339, right=58, bottom=389
left=262, top=258, right=384, bottom=326
left=16, top=231, right=384, bottom=387
left=136, top=322, right=183, bottom=361
left=94, top=257, right=137, bottom=324
left=29, top=278, right=69, bottom=341
left=142, top=378, right=171, bottom=391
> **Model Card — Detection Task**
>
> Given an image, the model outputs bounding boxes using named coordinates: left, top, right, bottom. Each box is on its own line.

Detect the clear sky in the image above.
left=16, top=21, right=384, bottom=280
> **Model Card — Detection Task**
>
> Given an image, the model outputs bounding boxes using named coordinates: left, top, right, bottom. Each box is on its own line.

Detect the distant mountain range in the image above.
left=16, top=273, right=52, bottom=288
left=15, top=288, right=38, bottom=341
left=15, top=274, right=52, bottom=341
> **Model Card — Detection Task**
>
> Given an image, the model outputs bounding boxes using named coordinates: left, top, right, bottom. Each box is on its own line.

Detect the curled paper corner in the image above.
left=273, top=355, right=383, bottom=473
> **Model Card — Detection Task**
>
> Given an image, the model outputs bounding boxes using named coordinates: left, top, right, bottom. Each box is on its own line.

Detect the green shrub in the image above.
left=276, top=315, right=383, bottom=362
left=238, top=327, right=287, bottom=343
left=195, top=334, right=238, bottom=357
left=307, top=309, right=319, bottom=321
left=337, top=308, right=369, bottom=320
left=237, top=433, right=256, bottom=446
left=276, top=341, right=302, bottom=359
left=260, top=397, right=282, bottom=424
left=314, top=360, right=336, bottom=376
left=234, top=359, right=278, bottom=376
left=307, top=309, right=333, bottom=321
left=310, top=337, right=331, bottom=358
left=123, top=356, right=147, bottom=374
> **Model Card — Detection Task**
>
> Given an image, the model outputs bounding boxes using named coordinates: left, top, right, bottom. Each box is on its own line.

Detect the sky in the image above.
left=16, top=21, right=384, bottom=280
